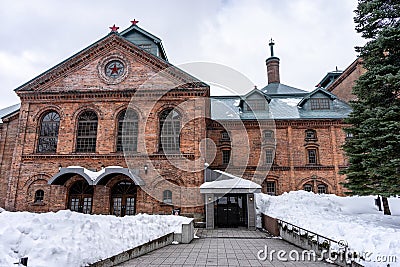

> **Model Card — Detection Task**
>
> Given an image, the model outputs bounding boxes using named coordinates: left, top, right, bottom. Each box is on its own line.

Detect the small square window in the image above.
left=305, top=129, right=317, bottom=140
left=221, top=131, right=230, bottom=141
left=304, top=184, right=313, bottom=192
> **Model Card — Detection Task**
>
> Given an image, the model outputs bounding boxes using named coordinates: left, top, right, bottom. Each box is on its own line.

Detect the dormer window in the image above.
left=245, top=99, right=266, bottom=111
left=310, top=98, right=330, bottom=110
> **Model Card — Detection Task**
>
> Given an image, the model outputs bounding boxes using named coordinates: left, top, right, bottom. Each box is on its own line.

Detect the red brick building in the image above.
left=0, top=23, right=352, bottom=227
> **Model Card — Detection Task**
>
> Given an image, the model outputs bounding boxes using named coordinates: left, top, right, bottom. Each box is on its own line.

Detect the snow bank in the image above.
left=256, top=191, right=400, bottom=267
left=0, top=211, right=190, bottom=267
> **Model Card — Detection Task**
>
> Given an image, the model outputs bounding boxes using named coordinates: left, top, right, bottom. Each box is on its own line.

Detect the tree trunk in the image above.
left=382, top=197, right=391, bottom=215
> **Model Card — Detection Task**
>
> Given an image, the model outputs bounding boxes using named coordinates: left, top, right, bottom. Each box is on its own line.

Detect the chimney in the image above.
left=266, top=39, right=280, bottom=84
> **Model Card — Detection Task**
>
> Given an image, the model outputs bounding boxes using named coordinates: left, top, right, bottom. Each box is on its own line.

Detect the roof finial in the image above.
left=109, top=24, right=119, bottom=33
left=269, top=38, right=275, bottom=57
left=131, top=19, right=139, bottom=25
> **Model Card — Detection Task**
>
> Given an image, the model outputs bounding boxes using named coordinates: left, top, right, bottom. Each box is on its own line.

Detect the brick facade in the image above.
left=0, top=25, right=351, bottom=221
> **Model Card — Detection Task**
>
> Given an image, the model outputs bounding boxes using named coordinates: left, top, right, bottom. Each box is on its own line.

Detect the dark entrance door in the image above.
left=216, top=194, right=247, bottom=228
left=68, top=180, right=93, bottom=214
left=111, top=181, right=137, bottom=217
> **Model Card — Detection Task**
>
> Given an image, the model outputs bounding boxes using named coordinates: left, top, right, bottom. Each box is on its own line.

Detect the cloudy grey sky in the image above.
left=0, top=0, right=363, bottom=108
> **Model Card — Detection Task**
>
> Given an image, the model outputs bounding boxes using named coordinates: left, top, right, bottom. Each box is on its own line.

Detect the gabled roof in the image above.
left=242, top=88, right=271, bottom=102
left=120, top=24, right=168, bottom=61
left=297, top=87, right=337, bottom=107
left=261, top=83, right=308, bottom=97
left=14, top=31, right=207, bottom=92
left=317, top=70, right=343, bottom=88
left=0, top=103, right=20, bottom=123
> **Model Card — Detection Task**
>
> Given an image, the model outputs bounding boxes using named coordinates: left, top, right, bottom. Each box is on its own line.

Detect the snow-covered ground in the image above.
left=256, top=191, right=400, bottom=267
left=0, top=210, right=191, bottom=267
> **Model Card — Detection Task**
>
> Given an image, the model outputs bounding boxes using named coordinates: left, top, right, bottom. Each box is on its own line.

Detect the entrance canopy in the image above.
left=200, top=169, right=261, bottom=194
left=48, top=166, right=145, bottom=186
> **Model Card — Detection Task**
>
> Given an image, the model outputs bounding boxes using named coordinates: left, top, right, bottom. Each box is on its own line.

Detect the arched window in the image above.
left=116, top=110, right=138, bottom=152
left=159, top=109, right=181, bottom=153
left=34, top=190, right=44, bottom=203
left=303, top=184, right=313, bottom=192
left=68, top=180, right=93, bottom=214
left=318, top=184, right=327, bottom=194
left=111, top=181, right=137, bottom=216
left=163, top=190, right=172, bottom=204
left=37, top=111, right=60, bottom=153
left=76, top=111, right=98, bottom=153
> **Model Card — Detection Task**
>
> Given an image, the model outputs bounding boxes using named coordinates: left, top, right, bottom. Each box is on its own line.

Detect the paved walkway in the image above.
left=117, top=228, right=336, bottom=266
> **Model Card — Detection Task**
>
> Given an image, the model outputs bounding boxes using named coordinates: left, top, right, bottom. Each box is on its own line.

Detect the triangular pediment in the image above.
left=298, top=87, right=337, bottom=107
left=15, top=33, right=206, bottom=93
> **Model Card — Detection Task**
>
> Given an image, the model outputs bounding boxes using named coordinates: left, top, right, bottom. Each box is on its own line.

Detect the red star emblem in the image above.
left=109, top=24, right=119, bottom=32
left=131, top=19, right=139, bottom=25
left=110, top=63, right=121, bottom=74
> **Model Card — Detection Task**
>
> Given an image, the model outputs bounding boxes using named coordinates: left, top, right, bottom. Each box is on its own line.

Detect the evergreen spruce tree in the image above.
left=342, top=0, right=400, bottom=215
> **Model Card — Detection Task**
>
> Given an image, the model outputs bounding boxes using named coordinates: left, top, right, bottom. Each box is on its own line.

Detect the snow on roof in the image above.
left=200, top=170, right=261, bottom=190
left=0, top=103, right=20, bottom=123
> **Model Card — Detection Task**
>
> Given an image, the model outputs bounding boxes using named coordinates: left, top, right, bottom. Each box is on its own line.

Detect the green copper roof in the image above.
left=261, top=82, right=309, bottom=97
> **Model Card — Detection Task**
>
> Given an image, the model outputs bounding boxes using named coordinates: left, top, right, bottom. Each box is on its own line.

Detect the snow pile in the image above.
left=256, top=191, right=400, bottom=266
left=0, top=210, right=191, bottom=267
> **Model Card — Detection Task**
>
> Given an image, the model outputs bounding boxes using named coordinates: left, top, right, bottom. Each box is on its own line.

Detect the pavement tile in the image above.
left=116, top=229, right=337, bottom=267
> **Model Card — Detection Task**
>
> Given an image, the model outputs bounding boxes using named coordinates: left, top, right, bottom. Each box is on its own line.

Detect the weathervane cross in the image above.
left=269, top=38, right=275, bottom=57
left=131, top=19, right=139, bottom=25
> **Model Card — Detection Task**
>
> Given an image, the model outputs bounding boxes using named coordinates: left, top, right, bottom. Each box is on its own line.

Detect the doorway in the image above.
left=215, top=194, right=247, bottom=228
left=110, top=181, right=137, bottom=216
left=68, top=180, right=93, bottom=214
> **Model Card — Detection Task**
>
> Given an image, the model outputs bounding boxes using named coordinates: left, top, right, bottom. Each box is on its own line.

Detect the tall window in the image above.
left=163, top=190, right=172, bottom=204
left=307, top=149, right=318, bottom=164
left=265, top=149, right=274, bottom=164
left=310, top=98, right=330, bottom=110
left=159, top=109, right=181, bottom=153
left=222, top=150, right=231, bottom=165
left=76, top=111, right=98, bottom=153
left=266, top=181, right=276, bottom=196
left=117, top=110, right=138, bottom=152
left=37, top=111, right=60, bottom=153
